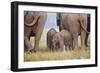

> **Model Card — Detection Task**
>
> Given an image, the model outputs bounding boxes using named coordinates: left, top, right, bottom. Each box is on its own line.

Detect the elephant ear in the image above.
left=24, top=14, right=40, bottom=27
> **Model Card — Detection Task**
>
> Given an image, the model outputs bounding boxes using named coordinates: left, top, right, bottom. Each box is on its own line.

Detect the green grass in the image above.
left=24, top=31, right=90, bottom=62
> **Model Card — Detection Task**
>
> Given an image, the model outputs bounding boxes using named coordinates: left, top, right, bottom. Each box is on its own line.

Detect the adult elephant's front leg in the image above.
left=34, top=26, right=45, bottom=51
left=33, top=16, right=46, bottom=51
left=24, top=26, right=33, bottom=51
left=24, top=36, right=33, bottom=51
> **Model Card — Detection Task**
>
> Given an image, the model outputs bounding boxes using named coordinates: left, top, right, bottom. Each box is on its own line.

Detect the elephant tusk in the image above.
left=25, top=15, right=40, bottom=27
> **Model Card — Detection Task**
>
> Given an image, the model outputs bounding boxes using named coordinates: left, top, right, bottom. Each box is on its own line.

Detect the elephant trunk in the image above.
left=25, top=15, right=40, bottom=27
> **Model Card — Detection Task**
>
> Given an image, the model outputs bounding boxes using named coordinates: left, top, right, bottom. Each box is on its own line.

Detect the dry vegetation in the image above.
left=24, top=31, right=90, bottom=62
left=24, top=48, right=90, bottom=62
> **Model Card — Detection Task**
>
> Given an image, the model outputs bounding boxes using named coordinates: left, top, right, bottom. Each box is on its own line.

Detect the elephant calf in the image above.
left=52, top=30, right=73, bottom=51
left=47, top=28, right=57, bottom=51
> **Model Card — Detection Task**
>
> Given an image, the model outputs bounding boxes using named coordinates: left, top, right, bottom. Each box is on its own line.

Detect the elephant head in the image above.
left=52, top=33, right=60, bottom=49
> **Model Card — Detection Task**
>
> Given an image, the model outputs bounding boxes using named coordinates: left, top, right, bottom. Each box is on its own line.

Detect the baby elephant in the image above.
left=47, top=28, right=57, bottom=51
left=52, top=30, right=73, bottom=51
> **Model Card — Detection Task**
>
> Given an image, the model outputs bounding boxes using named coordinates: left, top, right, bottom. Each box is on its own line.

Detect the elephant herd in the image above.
left=24, top=11, right=90, bottom=52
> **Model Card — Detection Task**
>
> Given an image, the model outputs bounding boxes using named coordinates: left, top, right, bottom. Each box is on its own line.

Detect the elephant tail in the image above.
left=79, top=19, right=89, bottom=34
left=25, top=15, right=40, bottom=27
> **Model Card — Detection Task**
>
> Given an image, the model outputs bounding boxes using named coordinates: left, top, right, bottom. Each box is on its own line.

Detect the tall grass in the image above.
left=24, top=31, right=90, bottom=62
left=24, top=48, right=90, bottom=62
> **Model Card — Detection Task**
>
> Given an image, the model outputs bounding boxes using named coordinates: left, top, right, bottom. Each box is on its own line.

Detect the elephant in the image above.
left=47, top=28, right=57, bottom=51
left=57, top=13, right=89, bottom=49
left=52, top=30, right=73, bottom=51
left=24, top=11, right=47, bottom=52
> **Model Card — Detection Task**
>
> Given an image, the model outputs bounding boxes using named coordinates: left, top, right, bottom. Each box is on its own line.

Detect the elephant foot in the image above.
left=71, top=47, right=74, bottom=50
left=27, top=51, right=32, bottom=54
left=29, top=49, right=37, bottom=53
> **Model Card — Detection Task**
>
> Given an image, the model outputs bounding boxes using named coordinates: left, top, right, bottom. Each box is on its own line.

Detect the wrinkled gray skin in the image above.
left=52, top=30, right=73, bottom=51
left=24, top=11, right=47, bottom=52
left=57, top=13, right=89, bottom=49
left=47, top=28, right=57, bottom=51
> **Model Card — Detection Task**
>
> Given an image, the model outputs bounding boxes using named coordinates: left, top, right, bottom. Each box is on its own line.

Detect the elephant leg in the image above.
left=80, top=31, right=86, bottom=49
left=24, top=42, right=27, bottom=51
left=59, top=40, right=65, bottom=52
left=34, top=34, right=41, bottom=52
left=85, top=33, right=89, bottom=47
left=47, top=38, right=50, bottom=49
left=65, top=42, right=68, bottom=51
left=69, top=45, right=72, bottom=51
left=69, top=46, right=72, bottom=51
left=49, top=41, right=52, bottom=51
left=73, top=35, right=78, bottom=49
left=51, top=43, right=54, bottom=51
left=67, top=44, right=70, bottom=51
left=71, top=42, right=73, bottom=50
left=24, top=36, right=33, bottom=51
left=47, top=34, right=50, bottom=49
left=24, top=26, right=33, bottom=51
left=65, top=45, right=68, bottom=51
left=33, top=17, right=46, bottom=51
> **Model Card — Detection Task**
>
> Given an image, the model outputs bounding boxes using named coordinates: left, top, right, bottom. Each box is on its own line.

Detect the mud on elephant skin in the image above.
left=24, top=11, right=47, bottom=52
left=47, top=28, right=57, bottom=51
left=52, top=30, right=73, bottom=51
left=57, top=13, right=90, bottom=49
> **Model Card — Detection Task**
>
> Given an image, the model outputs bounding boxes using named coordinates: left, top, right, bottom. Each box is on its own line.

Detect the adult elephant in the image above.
left=24, top=11, right=47, bottom=52
left=57, top=13, right=89, bottom=49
